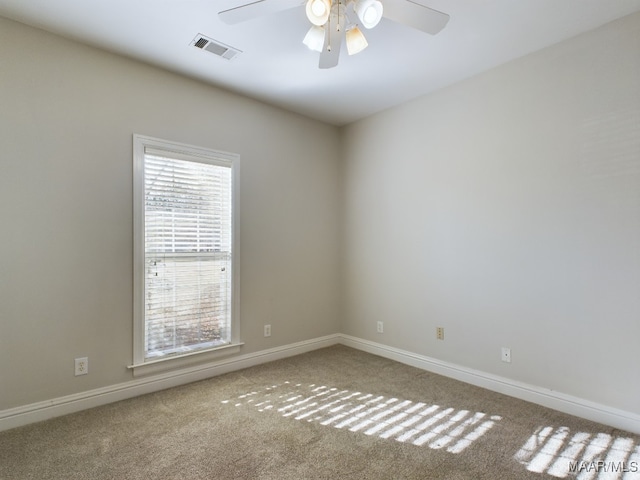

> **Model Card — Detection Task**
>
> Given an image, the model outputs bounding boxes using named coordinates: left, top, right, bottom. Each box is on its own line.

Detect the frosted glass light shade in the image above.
left=355, top=0, right=383, bottom=29
left=305, top=0, right=331, bottom=26
left=346, top=26, right=368, bottom=55
left=303, top=25, right=325, bottom=52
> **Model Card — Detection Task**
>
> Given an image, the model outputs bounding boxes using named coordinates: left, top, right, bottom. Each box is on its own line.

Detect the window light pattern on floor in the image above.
left=221, top=382, right=501, bottom=453
left=515, top=426, right=640, bottom=479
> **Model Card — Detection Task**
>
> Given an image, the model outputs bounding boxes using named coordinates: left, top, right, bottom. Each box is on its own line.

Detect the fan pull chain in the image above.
left=327, top=12, right=331, bottom=51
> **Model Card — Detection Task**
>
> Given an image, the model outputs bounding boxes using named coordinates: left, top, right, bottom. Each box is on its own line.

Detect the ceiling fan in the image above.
left=218, top=0, right=450, bottom=69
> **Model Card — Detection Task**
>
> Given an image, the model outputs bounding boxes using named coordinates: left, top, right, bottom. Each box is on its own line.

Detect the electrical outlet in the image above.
left=75, top=357, right=88, bottom=376
left=264, top=324, right=271, bottom=337
left=501, top=347, right=511, bottom=363
left=436, top=327, right=444, bottom=340
left=377, top=321, right=383, bottom=334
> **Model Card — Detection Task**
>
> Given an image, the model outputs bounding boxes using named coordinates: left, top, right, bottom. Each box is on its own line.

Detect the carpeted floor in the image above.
left=0, top=345, right=638, bottom=479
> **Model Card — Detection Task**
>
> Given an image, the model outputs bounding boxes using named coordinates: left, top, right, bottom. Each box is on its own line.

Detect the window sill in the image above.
left=128, top=342, right=244, bottom=377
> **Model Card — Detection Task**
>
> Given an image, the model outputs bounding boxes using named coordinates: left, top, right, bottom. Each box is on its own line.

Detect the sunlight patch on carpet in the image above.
left=221, top=382, right=501, bottom=453
left=515, top=426, right=640, bottom=479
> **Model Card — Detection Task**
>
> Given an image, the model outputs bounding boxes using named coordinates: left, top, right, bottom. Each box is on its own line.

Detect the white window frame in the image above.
left=130, top=134, right=241, bottom=376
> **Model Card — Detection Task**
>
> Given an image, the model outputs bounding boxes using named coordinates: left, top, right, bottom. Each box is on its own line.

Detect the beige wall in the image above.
left=0, top=16, right=342, bottom=409
left=341, top=12, right=640, bottom=414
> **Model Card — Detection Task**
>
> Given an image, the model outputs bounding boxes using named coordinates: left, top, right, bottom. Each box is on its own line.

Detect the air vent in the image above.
left=191, top=34, right=242, bottom=61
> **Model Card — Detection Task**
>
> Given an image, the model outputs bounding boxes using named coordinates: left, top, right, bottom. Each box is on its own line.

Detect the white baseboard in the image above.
left=0, top=334, right=341, bottom=432
left=338, top=334, right=640, bottom=435
left=2, top=333, right=639, bottom=436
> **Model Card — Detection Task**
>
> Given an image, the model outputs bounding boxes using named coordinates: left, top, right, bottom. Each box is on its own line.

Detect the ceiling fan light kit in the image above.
left=303, top=0, right=378, bottom=64
left=218, top=0, right=450, bottom=69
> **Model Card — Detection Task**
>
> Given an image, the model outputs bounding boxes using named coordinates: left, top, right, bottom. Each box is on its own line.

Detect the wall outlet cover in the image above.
left=74, top=357, right=88, bottom=376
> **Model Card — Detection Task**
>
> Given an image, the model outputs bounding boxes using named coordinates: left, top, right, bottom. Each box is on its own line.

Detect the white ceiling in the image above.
left=1, top=0, right=640, bottom=125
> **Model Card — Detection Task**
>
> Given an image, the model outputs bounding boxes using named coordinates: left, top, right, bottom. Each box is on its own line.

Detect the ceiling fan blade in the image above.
left=219, top=0, right=304, bottom=25
left=382, top=0, right=450, bottom=35
left=319, top=12, right=345, bottom=69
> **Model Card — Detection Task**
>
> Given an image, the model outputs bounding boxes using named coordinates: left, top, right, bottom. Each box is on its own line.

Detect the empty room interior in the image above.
left=1, top=0, right=639, bottom=478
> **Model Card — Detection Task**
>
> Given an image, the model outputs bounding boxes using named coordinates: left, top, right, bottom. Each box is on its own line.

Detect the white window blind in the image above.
left=136, top=139, right=237, bottom=362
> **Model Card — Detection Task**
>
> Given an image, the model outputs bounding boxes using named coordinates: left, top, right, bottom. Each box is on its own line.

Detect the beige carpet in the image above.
left=1, top=345, right=638, bottom=479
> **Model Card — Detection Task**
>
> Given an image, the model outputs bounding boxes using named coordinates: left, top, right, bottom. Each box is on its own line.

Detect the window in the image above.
left=132, top=135, right=240, bottom=374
